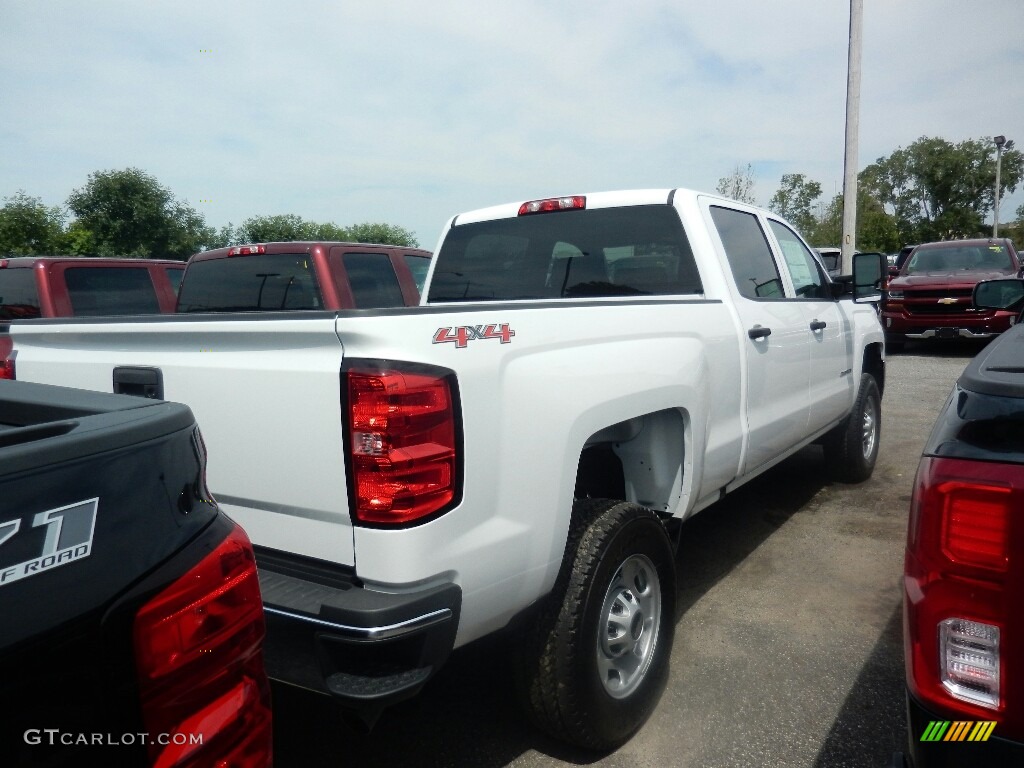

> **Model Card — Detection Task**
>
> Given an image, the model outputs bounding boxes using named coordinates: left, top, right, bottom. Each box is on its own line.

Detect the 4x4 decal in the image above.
left=0, top=498, right=98, bottom=586
left=433, top=323, right=516, bottom=349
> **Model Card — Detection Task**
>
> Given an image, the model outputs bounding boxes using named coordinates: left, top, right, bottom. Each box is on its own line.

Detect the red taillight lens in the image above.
left=0, top=336, right=14, bottom=380
left=133, top=524, right=271, bottom=768
left=518, top=196, right=586, bottom=215
left=939, top=481, right=1011, bottom=571
left=347, top=367, right=458, bottom=525
left=227, top=245, right=267, bottom=256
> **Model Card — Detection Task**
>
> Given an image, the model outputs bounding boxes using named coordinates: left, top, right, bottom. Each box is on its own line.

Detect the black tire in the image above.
left=823, top=373, right=881, bottom=483
left=516, top=499, right=676, bottom=751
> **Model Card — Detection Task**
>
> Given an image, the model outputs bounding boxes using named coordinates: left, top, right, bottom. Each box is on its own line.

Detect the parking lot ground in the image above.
left=274, top=343, right=982, bottom=768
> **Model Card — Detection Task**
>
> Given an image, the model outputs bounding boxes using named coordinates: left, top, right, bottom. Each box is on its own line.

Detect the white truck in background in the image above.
left=4, top=188, right=886, bottom=749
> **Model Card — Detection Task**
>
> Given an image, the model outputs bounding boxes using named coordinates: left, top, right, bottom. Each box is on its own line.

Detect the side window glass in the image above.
left=167, top=267, right=185, bottom=296
left=343, top=252, right=405, bottom=308
left=767, top=220, right=828, bottom=298
left=710, top=206, right=784, bottom=299
left=0, top=268, right=41, bottom=319
left=402, top=254, right=430, bottom=294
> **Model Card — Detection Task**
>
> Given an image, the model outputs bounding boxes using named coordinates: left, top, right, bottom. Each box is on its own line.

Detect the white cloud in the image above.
left=2, top=0, right=1022, bottom=247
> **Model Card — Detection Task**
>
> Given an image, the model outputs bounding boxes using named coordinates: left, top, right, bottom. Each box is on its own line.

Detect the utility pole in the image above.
left=841, top=0, right=863, bottom=275
left=993, top=135, right=1014, bottom=237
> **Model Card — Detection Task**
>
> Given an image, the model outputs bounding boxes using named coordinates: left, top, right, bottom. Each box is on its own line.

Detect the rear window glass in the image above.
left=64, top=268, right=160, bottom=316
left=0, top=268, right=41, bottom=319
left=427, top=205, right=702, bottom=302
left=177, top=254, right=322, bottom=312
left=342, top=252, right=405, bottom=308
left=927, top=385, right=1024, bottom=464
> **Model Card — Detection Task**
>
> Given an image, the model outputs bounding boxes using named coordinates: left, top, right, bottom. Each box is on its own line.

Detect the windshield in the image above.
left=905, top=245, right=1014, bottom=275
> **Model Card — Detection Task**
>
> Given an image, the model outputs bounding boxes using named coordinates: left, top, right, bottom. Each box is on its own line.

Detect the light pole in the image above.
left=994, top=135, right=1015, bottom=237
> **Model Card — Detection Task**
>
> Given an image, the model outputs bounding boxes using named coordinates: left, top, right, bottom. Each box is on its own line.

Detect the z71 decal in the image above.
left=433, top=323, right=516, bottom=349
left=0, top=498, right=98, bottom=586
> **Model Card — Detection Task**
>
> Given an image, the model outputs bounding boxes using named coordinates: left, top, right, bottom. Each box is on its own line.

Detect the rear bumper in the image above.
left=254, top=547, right=460, bottom=722
left=899, top=690, right=1023, bottom=767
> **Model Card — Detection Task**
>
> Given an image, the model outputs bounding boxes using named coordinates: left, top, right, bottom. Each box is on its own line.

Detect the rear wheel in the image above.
left=516, top=499, right=676, bottom=750
left=823, top=373, right=881, bottom=483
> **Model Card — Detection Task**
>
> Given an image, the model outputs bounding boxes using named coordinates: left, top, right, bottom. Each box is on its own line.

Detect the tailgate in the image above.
left=10, top=314, right=355, bottom=565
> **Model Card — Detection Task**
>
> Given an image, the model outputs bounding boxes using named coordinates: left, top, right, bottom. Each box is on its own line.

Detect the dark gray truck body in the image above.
left=0, top=379, right=269, bottom=767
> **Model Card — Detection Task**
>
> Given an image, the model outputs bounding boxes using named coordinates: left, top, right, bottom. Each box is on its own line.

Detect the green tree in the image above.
left=715, top=164, right=758, bottom=205
left=234, top=215, right=418, bottom=247
left=235, top=214, right=314, bottom=243
left=814, top=190, right=900, bottom=253
left=66, top=168, right=214, bottom=260
left=341, top=222, right=418, bottom=247
left=1004, top=203, right=1024, bottom=246
left=860, top=136, right=1024, bottom=243
left=0, top=191, right=67, bottom=256
left=768, top=174, right=822, bottom=235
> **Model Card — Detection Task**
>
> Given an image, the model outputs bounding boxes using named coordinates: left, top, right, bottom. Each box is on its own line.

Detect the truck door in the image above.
left=765, top=219, right=853, bottom=434
left=706, top=205, right=811, bottom=474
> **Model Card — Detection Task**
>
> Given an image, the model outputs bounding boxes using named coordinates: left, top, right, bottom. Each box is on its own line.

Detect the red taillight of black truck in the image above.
left=904, top=455, right=1024, bottom=736
left=133, top=523, right=272, bottom=767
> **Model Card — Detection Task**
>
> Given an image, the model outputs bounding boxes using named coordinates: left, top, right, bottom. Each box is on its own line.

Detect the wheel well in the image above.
left=575, top=446, right=626, bottom=501
left=574, top=409, right=687, bottom=514
left=863, top=342, right=885, bottom=396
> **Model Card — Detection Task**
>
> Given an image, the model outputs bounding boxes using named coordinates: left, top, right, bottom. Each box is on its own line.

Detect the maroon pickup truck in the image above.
left=0, top=257, right=184, bottom=320
left=882, top=238, right=1022, bottom=351
left=174, top=242, right=430, bottom=313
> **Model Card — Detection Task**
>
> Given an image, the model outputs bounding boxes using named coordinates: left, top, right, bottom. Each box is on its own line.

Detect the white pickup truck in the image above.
left=4, top=188, right=885, bottom=749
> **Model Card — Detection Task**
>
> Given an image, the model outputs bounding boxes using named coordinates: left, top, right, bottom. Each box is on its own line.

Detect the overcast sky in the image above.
left=2, top=1, right=1023, bottom=249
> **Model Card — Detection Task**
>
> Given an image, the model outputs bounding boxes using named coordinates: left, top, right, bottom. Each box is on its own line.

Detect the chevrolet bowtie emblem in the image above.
left=937, top=297, right=957, bottom=304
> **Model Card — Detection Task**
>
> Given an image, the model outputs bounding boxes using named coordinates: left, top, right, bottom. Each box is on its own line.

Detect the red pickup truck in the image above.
left=882, top=238, right=1022, bottom=350
left=0, top=257, right=184, bottom=319
left=174, top=242, right=431, bottom=312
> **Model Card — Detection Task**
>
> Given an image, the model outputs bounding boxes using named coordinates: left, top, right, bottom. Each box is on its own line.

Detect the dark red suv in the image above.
left=881, top=239, right=1021, bottom=351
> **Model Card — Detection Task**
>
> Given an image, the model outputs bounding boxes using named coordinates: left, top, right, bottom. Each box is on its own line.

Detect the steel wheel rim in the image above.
left=861, top=395, right=878, bottom=460
left=596, top=553, right=662, bottom=699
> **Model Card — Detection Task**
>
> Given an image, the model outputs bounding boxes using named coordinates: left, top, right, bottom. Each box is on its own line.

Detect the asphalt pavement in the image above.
left=274, top=342, right=983, bottom=768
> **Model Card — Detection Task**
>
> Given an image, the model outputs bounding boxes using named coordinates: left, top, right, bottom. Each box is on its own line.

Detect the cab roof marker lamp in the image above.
left=227, top=244, right=267, bottom=256
left=518, top=196, right=586, bottom=216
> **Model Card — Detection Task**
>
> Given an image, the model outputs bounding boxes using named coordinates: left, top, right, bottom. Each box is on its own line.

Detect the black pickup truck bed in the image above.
left=0, top=380, right=272, bottom=767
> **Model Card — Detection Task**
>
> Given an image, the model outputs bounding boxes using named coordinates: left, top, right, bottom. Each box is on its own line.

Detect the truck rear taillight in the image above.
left=518, top=196, right=586, bottom=215
left=0, top=336, right=14, bottom=380
left=905, top=456, right=1022, bottom=724
left=133, top=524, right=271, bottom=768
left=347, top=366, right=458, bottom=525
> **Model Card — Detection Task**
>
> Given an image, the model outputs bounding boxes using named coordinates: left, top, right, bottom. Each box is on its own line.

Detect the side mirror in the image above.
left=973, top=279, right=1024, bottom=311
left=852, top=251, right=884, bottom=303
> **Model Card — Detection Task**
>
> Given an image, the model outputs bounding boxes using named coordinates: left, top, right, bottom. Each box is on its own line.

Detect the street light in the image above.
left=994, top=135, right=1015, bottom=237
